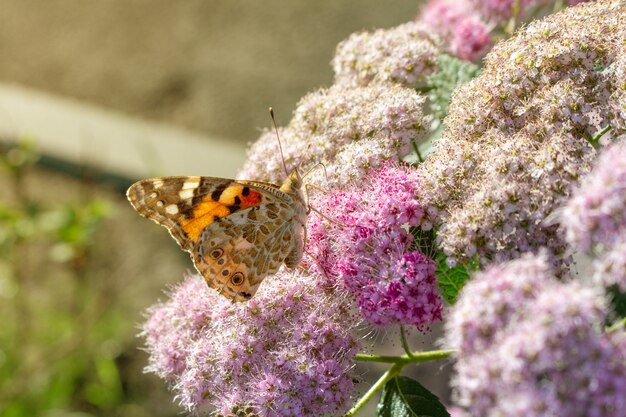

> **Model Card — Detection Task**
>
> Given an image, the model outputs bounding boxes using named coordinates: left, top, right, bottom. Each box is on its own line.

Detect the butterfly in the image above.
left=127, top=167, right=307, bottom=302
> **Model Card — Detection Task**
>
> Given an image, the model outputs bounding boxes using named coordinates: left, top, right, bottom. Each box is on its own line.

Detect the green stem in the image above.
left=345, top=362, right=404, bottom=416
left=400, top=326, right=415, bottom=357
left=347, top=349, right=455, bottom=415
left=607, top=317, right=626, bottom=333
left=355, top=349, right=455, bottom=365
left=411, top=139, right=424, bottom=163
left=587, top=124, right=612, bottom=148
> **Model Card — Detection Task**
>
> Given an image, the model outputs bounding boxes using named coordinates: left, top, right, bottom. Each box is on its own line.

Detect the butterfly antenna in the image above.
left=269, top=107, right=289, bottom=175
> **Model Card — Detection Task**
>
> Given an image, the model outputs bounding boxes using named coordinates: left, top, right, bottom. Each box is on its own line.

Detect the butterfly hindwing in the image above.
left=192, top=205, right=296, bottom=301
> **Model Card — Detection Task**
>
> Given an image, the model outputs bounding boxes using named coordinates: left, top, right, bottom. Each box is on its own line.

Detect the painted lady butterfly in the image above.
left=127, top=169, right=307, bottom=302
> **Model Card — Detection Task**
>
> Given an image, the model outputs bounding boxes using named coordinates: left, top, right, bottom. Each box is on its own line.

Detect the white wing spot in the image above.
left=156, top=200, right=164, bottom=207
left=149, top=192, right=158, bottom=199
left=153, top=179, right=164, bottom=189
left=165, top=204, right=179, bottom=215
left=179, top=188, right=194, bottom=199
left=182, top=178, right=201, bottom=189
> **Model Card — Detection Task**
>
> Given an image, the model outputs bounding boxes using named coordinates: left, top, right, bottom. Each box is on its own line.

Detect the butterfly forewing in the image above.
left=127, top=176, right=228, bottom=250
left=126, top=173, right=307, bottom=302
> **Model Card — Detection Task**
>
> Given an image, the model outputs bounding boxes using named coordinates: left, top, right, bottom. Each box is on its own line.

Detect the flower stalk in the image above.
left=607, top=317, right=626, bottom=333
left=347, top=349, right=455, bottom=415
left=400, top=326, right=415, bottom=357
left=355, top=349, right=455, bottom=365
left=345, top=363, right=403, bottom=416
left=587, top=124, right=612, bottom=149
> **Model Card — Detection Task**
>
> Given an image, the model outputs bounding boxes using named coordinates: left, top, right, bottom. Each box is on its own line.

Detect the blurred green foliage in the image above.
left=424, top=54, right=480, bottom=121
left=0, top=141, right=134, bottom=416
left=405, top=55, right=480, bottom=164
left=410, top=225, right=477, bottom=305
left=608, top=286, right=626, bottom=325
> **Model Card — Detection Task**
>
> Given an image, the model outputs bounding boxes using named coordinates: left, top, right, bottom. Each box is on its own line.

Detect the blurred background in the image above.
left=0, top=2, right=449, bottom=417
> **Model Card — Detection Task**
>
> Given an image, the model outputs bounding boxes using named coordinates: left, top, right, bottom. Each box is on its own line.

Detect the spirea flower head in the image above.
left=418, top=0, right=626, bottom=269
left=593, top=235, right=626, bottom=292
left=447, top=254, right=626, bottom=417
left=417, top=0, right=493, bottom=62
left=609, top=53, right=626, bottom=135
left=562, top=141, right=626, bottom=253
left=143, top=274, right=232, bottom=379
left=467, top=0, right=552, bottom=23
left=306, top=163, right=442, bottom=329
left=141, top=271, right=360, bottom=416
left=562, top=140, right=626, bottom=290
left=444, top=253, right=552, bottom=355
left=332, top=21, right=441, bottom=88
left=238, top=83, right=426, bottom=187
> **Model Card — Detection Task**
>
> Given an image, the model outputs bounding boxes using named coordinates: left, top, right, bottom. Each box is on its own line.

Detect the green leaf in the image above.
left=608, top=285, right=626, bottom=321
left=435, top=253, right=478, bottom=305
left=426, top=54, right=481, bottom=120
left=377, top=376, right=450, bottom=417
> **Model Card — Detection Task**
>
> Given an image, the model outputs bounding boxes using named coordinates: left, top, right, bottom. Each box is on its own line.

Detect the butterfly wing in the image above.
left=192, top=205, right=298, bottom=301
left=127, top=176, right=305, bottom=301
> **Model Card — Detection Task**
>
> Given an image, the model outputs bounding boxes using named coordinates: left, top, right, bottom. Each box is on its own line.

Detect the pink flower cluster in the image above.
left=446, top=254, right=626, bottom=417
left=609, top=54, right=626, bottom=135
left=142, top=272, right=359, bottom=416
left=237, top=83, right=426, bottom=187
left=467, top=0, right=551, bottom=22
left=562, top=141, right=626, bottom=291
left=417, top=0, right=492, bottom=62
left=417, top=0, right=625, bottom=269
left=333, top=21, right=441, bottom=88
left=562, top=141, right=626, bottom=252
left=416, top=0, right=595, bottom=62
left=307, top=163, right=442, bottom=329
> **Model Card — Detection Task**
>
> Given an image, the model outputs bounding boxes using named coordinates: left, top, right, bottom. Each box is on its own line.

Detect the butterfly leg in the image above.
left=304, top=184, right=347, bottom=226
left=308, top=204, right=347, bottom=227
left=304, top=183, right=329, bottom=211
left=301, top=161, right=328, bottom=182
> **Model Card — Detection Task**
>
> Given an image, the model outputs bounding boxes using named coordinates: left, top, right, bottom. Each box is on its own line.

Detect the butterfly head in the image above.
left=280, top=168, right=303, bottom=193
